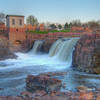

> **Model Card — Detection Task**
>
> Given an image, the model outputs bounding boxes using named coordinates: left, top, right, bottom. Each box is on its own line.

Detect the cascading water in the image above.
left=1, top=37, right=100, bottom=96
left=49, top=39, right=62, bottom=57
left=0, top=38, right=74, bottom=96
left=49, top=38, right=79, bottom=61
left=29, top=40, right=44, bottom=54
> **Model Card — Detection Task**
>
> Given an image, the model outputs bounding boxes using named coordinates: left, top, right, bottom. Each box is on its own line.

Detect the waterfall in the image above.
left=29, top=40, right=44, bottom=54
left=29, top=38, right=79, bottom=61
left=49, top=39, right=62, bottom=57
left=49, top=38, right=79, bottom=61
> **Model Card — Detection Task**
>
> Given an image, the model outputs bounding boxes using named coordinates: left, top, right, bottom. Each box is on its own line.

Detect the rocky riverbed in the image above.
left=0, top=72, right=100, bottom=100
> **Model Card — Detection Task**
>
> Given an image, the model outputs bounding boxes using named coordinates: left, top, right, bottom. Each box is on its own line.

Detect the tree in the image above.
left=71, top=20, right=82, bottom=27
left=64, top=22, right=69, bottom=29
left=0, top=12, right=5, bottom=23
left=98, top=20, right=100, bottom=25
left=58, top=24, right=62, bottom=29
left=69, top=22, right=73, bottom=28
left=26, top=15, right=38, bottom=26
left=87, top=21, right=100, bottom=29
left=49, top=24, right=57, bottom=30
left=45, top=22, right=50, bottom=29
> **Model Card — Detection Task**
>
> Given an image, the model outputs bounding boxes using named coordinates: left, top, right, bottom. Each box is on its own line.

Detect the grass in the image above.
left=26, top=30, right=48, bottom=34
left=26, top=29, right=71, bottom=34
left=50, top=29, right=71, bottom=33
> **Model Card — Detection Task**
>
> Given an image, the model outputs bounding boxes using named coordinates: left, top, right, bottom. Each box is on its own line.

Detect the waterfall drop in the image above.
left=49, top=38, right=79, bottom=61
left=29, top=40, right=44, bottom=54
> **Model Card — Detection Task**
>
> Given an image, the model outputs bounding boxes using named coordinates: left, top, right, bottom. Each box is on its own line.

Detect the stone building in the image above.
left=6, top=15, right=24, bottom=28
left=6, top=15, right=47, bottom=46
left=6, top=15, right=26, bottom=45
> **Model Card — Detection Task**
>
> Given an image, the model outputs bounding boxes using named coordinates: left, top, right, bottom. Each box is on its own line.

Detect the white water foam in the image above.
left=0, top=38, right=79, bottom=71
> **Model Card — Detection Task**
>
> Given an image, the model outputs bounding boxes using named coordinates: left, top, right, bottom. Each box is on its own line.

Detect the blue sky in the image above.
left=0, top=0, right=100, bottom=24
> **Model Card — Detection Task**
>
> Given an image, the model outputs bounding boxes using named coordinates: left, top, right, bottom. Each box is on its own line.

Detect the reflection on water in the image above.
left=62, top=70, right=100, bottom=92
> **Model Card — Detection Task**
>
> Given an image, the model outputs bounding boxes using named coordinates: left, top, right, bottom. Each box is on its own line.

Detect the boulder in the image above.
left=77, top=85, right=92, bottom=92
left=79, top=92, right=93, bottom=100
left=40, top=72, right=67, bottom=77
left=73, top=33, right=100, bottom=74
left=26, top=75, right=62, bottom=93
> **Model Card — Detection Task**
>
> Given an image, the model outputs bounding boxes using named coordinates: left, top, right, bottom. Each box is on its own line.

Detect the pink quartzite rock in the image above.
left=26, top=75, right=62, bottom=93
left=73, top=33, right=100, bottom=74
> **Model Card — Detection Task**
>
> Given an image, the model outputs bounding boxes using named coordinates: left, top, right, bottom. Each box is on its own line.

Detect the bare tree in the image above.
left=45, top=22, right=50, bottom=29
left=0, top=12, right=5, bottom=23
left=71, top=20, right=82, bottom=27
left=26, top=15, right=38, bottom=26
left=87, top=21, right=100, bottom=29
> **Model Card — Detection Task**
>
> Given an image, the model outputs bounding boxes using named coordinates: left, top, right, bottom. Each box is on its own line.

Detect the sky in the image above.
left=0, top=0, right=100, bottom=24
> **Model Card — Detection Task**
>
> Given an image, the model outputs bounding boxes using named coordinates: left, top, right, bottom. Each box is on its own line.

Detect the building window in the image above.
left=19, top=19, right=22, bottom=25
left=12, top=19, right=15, bottom=25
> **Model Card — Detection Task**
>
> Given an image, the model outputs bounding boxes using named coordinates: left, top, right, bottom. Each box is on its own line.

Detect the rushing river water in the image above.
left=0, top=53, right=68, bottom=96
left=0, top=38, right=100, bottom=96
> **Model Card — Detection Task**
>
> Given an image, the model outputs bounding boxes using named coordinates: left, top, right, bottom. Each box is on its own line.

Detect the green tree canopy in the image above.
left=64, top=22, right=69, bottom=29
left=26, top=15, right=38, bottom=26
left=49, top=24, right=57, bottom=30
left=69, top=22, right=73, bottom=28
left=58, top=24, right=62, bottom=29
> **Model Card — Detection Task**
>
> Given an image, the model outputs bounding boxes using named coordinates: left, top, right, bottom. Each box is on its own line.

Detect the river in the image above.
left=0, top=38, right=100, bottom=96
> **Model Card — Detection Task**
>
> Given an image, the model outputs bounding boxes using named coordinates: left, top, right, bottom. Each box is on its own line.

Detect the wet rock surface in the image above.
left=77, top=85, right=93, bottom=92
left=0, top=37, right=17, bottom=60
left=22, top=39, right=55, bottom=53
left=73, top=33, right=100, bottom=74
left=0, top=90, right=99, bottom=100
left=41, top=39, right=56, bottom=53
left=26, top=74, right=62, bottom=93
